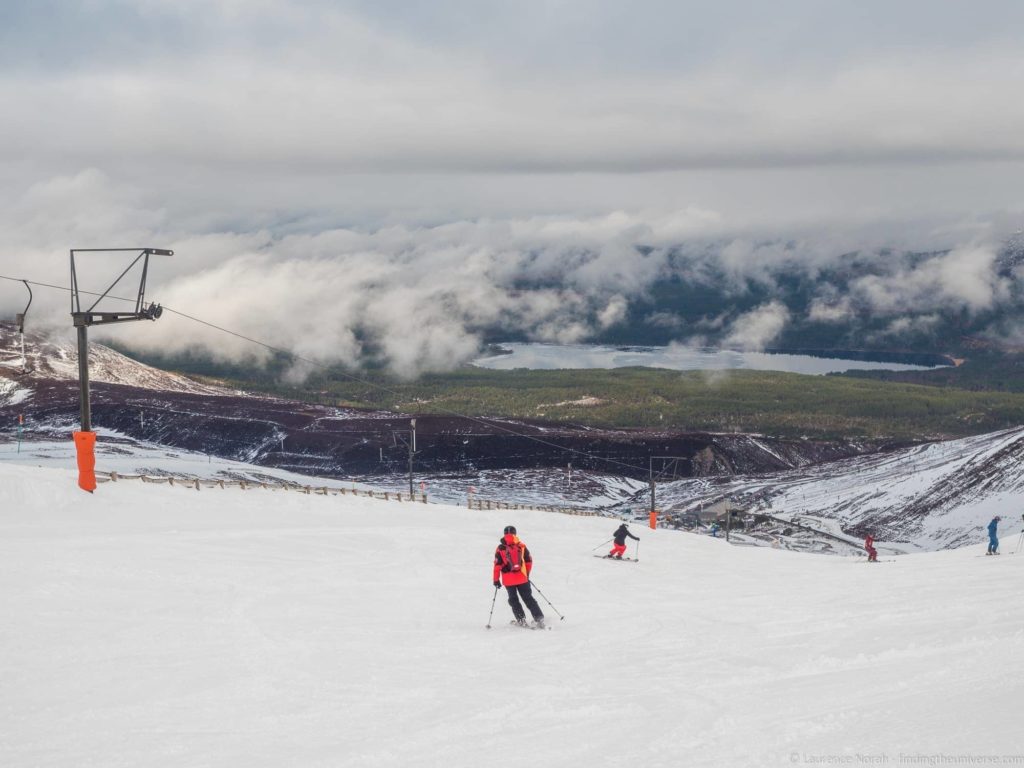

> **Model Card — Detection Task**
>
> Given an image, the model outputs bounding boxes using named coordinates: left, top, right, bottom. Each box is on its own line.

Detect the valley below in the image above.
left=3, top=324, right=1023, bottom=553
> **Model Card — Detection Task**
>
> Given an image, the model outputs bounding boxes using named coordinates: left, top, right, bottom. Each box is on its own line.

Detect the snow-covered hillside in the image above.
left=371, top=466, right=648, bottom=509
left=1, top=462, right=1021, bottom=767
left=647, top=426, right=1024, bottom=552
left=0, top=324, right=232, bottom=396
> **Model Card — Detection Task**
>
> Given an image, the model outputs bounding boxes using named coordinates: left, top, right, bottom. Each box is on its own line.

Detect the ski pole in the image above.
left=591, top=538, right=613, bottom=551
left=529, top=580, right=565, bottom=621
left=635, top=538, right=640, bottom=562
left=485, top=585, right=499, bottom=629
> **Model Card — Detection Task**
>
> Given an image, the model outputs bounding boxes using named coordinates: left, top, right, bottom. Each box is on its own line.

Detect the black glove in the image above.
left=493, top=581, right=501, bottom=588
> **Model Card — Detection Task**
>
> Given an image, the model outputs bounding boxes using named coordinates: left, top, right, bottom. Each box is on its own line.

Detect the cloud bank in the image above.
left=1, top=171, right=1022, bottom=377
left=4, top=3, right=1024, bottom=375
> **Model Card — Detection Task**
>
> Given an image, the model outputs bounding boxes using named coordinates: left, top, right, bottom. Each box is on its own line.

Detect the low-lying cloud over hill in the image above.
left=2, top=170, right=1022, bottom=377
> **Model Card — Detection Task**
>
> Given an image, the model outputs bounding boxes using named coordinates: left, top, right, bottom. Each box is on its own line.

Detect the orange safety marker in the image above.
left=649, top=509, right=657, bottom=530
left=73, top=431, right=97, bottom=493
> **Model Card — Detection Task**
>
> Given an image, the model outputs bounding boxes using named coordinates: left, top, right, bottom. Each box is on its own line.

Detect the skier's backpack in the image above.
left=500, top=542, right=523, bottom=573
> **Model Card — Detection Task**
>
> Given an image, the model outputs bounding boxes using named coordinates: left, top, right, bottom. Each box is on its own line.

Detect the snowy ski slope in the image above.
left=2, top=462, right=1022, bottom=767
left=0, top=432, right=374, bottom=492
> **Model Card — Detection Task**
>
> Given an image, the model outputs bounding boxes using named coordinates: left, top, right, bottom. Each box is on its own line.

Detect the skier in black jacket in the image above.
left=607, top=523, right=639, bottom=559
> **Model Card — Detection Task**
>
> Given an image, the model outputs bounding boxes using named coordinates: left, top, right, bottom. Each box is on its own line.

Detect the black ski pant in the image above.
left=506, top=582, right=544, bottom=622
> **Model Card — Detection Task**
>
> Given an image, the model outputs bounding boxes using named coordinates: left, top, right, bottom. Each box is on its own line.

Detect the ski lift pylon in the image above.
left=14, top=280, right=32, bottom=374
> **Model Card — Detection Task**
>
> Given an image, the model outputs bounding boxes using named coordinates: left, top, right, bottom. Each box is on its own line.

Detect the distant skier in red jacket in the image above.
left=608, top=523, right=639, bottom=559
left=864, top=533, right=878, bottom=562
left=493, top=525, right=544, bottom=628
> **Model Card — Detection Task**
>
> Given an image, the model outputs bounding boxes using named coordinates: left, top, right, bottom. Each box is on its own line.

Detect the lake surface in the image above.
left=473, top=343, right=944, bottom=375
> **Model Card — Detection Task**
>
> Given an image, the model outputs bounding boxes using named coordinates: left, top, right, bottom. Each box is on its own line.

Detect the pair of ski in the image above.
left=508, top=620, right=550, bottom=631
left=594, top=555, right=638, bottom=562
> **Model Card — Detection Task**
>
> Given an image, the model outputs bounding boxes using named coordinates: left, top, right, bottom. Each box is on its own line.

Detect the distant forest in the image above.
left=113, top=343, right=1024, bottom=441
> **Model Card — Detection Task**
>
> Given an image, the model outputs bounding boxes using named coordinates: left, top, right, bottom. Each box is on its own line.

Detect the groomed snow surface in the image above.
left=2, top=463, right=1022, bottom=768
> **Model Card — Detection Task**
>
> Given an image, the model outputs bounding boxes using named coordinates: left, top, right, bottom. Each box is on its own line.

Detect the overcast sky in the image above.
left=3, top=1, right=1024, bottom=371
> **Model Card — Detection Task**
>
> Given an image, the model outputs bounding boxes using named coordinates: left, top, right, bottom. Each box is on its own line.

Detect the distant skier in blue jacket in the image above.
left=986, top=516, right=1001, bottom=555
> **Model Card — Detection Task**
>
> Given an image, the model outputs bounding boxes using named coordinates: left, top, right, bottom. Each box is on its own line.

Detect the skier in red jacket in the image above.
left=608, top=523, right=639, bottom=559
left=864, top=533, right=878, bottom=562
left=493, top=525, right=545, bottom=628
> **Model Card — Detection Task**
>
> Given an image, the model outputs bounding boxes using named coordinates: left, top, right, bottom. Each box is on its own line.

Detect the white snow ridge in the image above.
left=652, top=426, right=1024, bottom=552
left=1, top=461, right=1021, bottom=767
left=0, top=325, right=234, bottom=396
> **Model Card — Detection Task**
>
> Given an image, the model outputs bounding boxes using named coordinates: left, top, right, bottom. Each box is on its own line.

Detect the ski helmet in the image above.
left=504, top=525, right=517, bottom=535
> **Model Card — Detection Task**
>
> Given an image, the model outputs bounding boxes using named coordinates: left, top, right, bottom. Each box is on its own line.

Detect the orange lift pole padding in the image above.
left=73, top=431, right=97, bottom=493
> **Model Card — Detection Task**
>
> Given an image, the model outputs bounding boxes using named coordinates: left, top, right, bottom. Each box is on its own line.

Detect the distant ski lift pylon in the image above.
left=70, top=247, right=173, bottom=492
left=15, top=279, right=32, bottom=375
